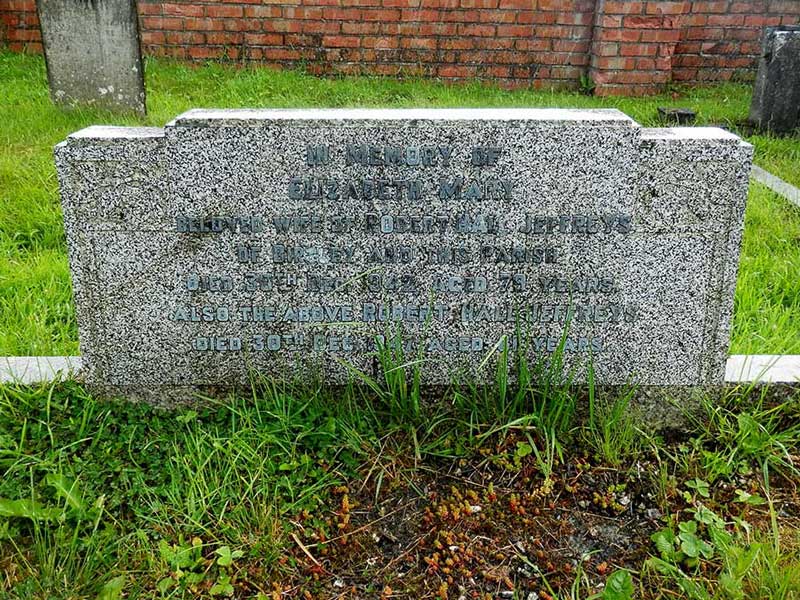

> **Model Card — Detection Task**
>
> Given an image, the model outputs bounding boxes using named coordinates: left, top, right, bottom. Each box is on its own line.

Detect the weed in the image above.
left=579, top=73, right=597, bottom=96
left=646, top=501, right=800, bottom=599
left=582, top=366, right=641, bottom=466
left=684, top=386, right=800, bottom=482
left=1, top=376, right=799, bottom=598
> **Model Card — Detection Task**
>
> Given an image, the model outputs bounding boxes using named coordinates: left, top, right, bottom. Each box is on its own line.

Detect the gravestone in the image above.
left=749, top=26, right=800, bottom=134
left=37, top=0, right=146, bottom=115
left=55, top=109, right=752, bottom=403
left=657, top=107, right=696, bottom=125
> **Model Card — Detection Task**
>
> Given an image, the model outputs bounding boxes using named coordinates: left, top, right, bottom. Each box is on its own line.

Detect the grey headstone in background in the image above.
left=657, top=107, right=696, bottom=125
left=37, top=0, right=146, bottom=115
left=749, top=26, right=800, bottom=134
left=54, top=109, right=752, bottom=403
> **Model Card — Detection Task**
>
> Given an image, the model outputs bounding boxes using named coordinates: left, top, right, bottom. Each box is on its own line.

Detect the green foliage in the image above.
left=214, top=545, right=244, bottom=567
left=340, top=325, right=425, bottom=428
left=156, top=537, right=242, bottom=596
left=0, top=378, right=380, bottom=596
left=460, top=330, right=577, bottom=429
left=1, top=50, right=799, bottom=355
left=601, top=570, right=634, bottom=600
left=752, top=133, right=800, bottom=187
left=1, top=374, right=799, bottom=597
left=45, top=473, right=85, bottom=511
left=0, top=498, right=62, bottom=521
left=648, top=505, right=732, bottom=597
left=684, top=388, right=800, bottom=482
left=732, top=183, right=800, bottom=355
left=734, top=489, right=766, bottom=506
left=579, top=73, right=597, bottom=96
left=96, top=576, right=125, bottom=600
left=156, top=536, right=236, bottom=596
left=582, top=367, right=641, bottom=466
left=334, top=327, right=456, bottom=463
left=685, top=478, right=711, bottom=499
left=647, top=493, right=800, bottom=600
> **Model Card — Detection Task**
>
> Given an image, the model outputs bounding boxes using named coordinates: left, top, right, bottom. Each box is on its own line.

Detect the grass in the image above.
left=1, top=369, right=798, bottom=598
left=1, top=50, right=799, bottom=596
left=734, top=182, right=800, bottom=355
left=1, top=49, right=800, bottom=355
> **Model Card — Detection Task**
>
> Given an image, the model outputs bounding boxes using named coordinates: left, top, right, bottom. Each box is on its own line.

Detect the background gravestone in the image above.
left=36, top=0, right=146, bottom=115
left=749, top=26, right=800, bottom=134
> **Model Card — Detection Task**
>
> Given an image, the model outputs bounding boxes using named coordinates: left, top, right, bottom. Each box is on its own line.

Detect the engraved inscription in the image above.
left=172, top=140, right=639, bottom=362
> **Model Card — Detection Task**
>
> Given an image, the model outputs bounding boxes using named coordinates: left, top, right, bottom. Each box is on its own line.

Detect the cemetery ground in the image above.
left=0, top=48, right=799, bottom=599
left=1, top=363, right=799, bottom=599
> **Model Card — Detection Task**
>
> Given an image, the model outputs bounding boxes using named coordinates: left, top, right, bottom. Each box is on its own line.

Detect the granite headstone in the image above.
left=55, top=109, right=752, bottom=402
left=749, top=26, right=800, bottom=134
left=37, top=0, right=146, bottom=115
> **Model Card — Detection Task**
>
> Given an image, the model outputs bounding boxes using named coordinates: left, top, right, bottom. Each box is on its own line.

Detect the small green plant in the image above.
left=579, top=72, right=597, bottom=96
left=646, top=491, right=800, bottom=600
left=647, top=506, right=728, bottom=599
left=651, top=504, right=730, bottom=568
left=97, top=576, right=125, bottom=600
left=733, top=489, right=765, bottom=506
left=592, top=483, right=628, bottom=512
left=596, top=569, right=634, bottom=600
left=684, top=387, right=800, bottom=482
left=211, top=545, right=244, bottom=596
left=156, top=539, right=244, bottom=596
left=157, top=536, right=206, bottom=593
left=684, top=477, right=711, bottom=500
left=0, top=466, right=120, bottom=598
left=582, top=366, right=641, bottom=465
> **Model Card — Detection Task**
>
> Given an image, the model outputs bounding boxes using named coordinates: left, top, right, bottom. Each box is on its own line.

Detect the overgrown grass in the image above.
left=1, top=370, right=798, bottom=598
left=733, top=183, right=800, bottom=355
left=0, top=379, right=375, bottom=597
left=1, top=50, right=799, bottom=355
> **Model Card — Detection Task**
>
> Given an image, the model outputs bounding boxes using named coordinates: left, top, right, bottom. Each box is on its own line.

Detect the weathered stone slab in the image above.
left=7, top=356, right=797, bottom=386
left=749, top=26, right=800, bottom=134
left=725, top=355, right=800, bottom=384
left=37, top=0, right=145, bottom=114
left=751, top=165, right=800, bottom=210
left=55, top=109, right=752, bottom=402
left=0, top=356, right=82, bottom=385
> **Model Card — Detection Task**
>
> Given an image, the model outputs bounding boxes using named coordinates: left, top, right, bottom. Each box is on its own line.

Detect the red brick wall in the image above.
left=136, top=0, right=597, bottom=88
left=674, top=0, right=800, bottom=83
left=590, top=0, right=691, bottom=96
left=2, top=0, right=799, bottom=96
left=1, top=0, right=41, bottom=51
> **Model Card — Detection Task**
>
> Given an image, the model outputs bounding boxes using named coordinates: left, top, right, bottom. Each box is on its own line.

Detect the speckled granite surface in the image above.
left=55, top=109, right=752, bottom=401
